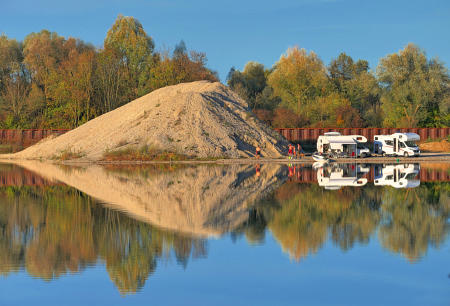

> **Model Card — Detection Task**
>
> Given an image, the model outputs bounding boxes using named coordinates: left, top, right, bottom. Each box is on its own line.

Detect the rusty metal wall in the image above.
left=1, top=127, right=448, bottom=149
left=0, top=129, right=70, bottom=148
left=275, top=127, right=450, bottom=142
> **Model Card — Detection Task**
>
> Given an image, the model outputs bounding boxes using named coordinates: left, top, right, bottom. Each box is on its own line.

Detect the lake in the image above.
left=0, top=161, right=448, bottom=306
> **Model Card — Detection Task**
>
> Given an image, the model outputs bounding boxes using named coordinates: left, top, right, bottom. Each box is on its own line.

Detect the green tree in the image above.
left=377, top=43, right=450, bottom=127
left=104, top=15, right=155, bottom=100
left=227, top=62, right=269, bottom=109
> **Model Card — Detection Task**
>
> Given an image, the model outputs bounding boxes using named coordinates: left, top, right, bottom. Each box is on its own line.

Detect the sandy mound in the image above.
left=9, top=161, right=286, bottom=236
left=6, top=81, right=288, bottom=160
left=419, top=140, right=450, bottom=152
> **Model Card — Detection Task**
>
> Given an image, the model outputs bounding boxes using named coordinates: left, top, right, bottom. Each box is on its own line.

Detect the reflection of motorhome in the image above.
left=374, top=164, right=420, bottom=188
left=317, top=132, right=370, bottom=157
left=316, top=163, right=368, bottom=190
left=373, top=133, right=420, bottom=157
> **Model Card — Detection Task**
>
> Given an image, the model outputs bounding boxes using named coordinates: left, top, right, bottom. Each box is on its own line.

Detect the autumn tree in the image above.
left=52, top=45, right=95, bottom=127
left=0, top=35, right=30, bottom=127
left=377, top=43, right=450, bottom=127
left=148, top=41, right=217, bottom=90
left=329, top=53, right=381, bottom=126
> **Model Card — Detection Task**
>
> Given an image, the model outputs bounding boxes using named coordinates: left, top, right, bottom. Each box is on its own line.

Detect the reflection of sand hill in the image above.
left=10, top=161, right=286, bottom=237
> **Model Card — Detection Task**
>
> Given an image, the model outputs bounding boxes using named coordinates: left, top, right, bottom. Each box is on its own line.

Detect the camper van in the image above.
left=373, top=133, right=420, bottom=157
left=374, top=164, right=420, bottom=188
left=316, top=163, right=368, bottom=190
left=317, top=132, right=370, bottom=157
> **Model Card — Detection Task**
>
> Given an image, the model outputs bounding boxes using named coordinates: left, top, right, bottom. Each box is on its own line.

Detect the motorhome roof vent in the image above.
left=324, top=132, right=341, bottom=136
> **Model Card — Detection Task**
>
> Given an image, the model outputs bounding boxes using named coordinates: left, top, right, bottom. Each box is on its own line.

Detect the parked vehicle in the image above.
left=317, top=132, right=370, bottom=158
left=374, top=164, right=420, bottom=188
left=373, top=133, right=420, bottom=157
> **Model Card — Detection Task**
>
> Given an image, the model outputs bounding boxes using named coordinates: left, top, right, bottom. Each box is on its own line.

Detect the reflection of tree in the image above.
left=263, top=183, right=381, bottom=261
left=0, top=185, right=206, bottom=294
left=248, top=181, right=449, bottom=263
left=379, top=183, right=450, bottom=262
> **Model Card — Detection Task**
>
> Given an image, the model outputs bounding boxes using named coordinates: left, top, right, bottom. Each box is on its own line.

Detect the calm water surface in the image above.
left=0, top=162, right=448, bottom=306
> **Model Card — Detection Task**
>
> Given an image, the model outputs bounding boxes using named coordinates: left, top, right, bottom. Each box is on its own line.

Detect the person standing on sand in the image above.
left=288, top=144, right=293, bottom=160
left=297, top=143, right=302, bottom=158
left=255, top=145, right=261, bottom=159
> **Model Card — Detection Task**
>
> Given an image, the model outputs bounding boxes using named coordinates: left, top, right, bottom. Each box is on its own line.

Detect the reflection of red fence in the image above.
left=0, top=167, right=59, bottom=187
left=288, top=166, right=450, bottom=183
left=275, top=128, right=450, bottom=142
left=0, top=129, right=69, bottom=148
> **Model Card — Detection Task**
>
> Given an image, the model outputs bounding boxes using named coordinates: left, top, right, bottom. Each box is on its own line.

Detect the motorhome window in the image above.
left=400, top=142, right=406, bottom=148
left=386, top=175, right=394, bottom=180
left=405, top=141, right=417, bottom=147
left=374, top=137, right=378, bottom=140
left=385, top=140, right=393, bottom=146
left=357, top=143, right=366, bottom=149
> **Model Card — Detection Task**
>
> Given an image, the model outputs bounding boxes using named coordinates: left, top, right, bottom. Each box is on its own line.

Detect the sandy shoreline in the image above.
left=1, top=152, right=449, bottom=165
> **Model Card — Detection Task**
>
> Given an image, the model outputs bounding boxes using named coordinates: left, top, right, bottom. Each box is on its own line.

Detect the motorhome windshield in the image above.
left=404, top=172, right=418, bottom=180
left=404, top=141, right=417, bottom=147
left=357, top=143, right=366, bottom=149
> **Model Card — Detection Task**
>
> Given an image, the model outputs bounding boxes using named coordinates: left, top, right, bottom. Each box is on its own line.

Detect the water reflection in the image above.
left=0, top=183, right=207, bottom=294
left=0, top=162, right=448, bottom=295
left=316, top=163, right=369, bottom=189
left=374, top=163, right=420, bottom=188
left=5, top=161, right=286, bottom=236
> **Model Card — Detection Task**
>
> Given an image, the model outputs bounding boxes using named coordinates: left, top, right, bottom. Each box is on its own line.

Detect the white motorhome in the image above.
left=373, top=133, right=420, bottom=157
left=374, top=164, right=420, bottom=188
left=317, top=132, right=370, bottom=157
left=316, top=163, right=368, bottom=190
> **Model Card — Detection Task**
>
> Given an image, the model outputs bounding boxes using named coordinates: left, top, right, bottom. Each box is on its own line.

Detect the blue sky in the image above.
left=1, top=0, right=449, bottom=80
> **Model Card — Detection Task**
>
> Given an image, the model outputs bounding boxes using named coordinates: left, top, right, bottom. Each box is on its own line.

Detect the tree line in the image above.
left=1, top=14, right=448, bottom=129
left=0, top=15, right=217, bottom=129
left=228, top=45, right=450, bottom=128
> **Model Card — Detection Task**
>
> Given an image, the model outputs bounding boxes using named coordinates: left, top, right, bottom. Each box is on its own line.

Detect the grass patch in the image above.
left=103, top=145, right=188, bottom=161
left=58, top=148, right=85, bottom=161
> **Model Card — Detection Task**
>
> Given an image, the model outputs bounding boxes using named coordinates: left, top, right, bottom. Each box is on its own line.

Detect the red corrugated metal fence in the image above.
left=0, top=129, right=70, bottom=148
left=275, top=128, right=450, bottom=142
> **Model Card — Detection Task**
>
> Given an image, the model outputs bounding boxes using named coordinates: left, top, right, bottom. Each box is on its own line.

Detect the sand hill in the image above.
left=419, top=140, right=450, bottom=152
left=7, top=81, right=288, bottom=161
left=9, top=161, right=286, bottom=236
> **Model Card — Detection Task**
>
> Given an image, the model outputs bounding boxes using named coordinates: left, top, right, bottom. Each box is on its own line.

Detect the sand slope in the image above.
left=419, top=140, right=450, bottom=152
left=7, top=81, right=288, bottom=160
